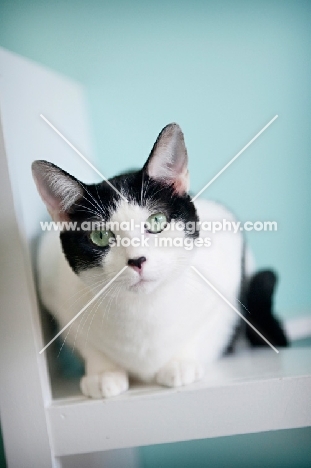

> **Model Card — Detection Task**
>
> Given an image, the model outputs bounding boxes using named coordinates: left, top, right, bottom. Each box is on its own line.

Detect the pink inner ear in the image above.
left=32, top=160, right=84, bottom=223
left=33, top=175, right=70, bottom=223
left=147, top=155, right=189, bottom=194
left=173, top=176, right=187, bottom=195
left=172, top=170, right=189, bottom=195
left=145, top=123, right=189, bottom=194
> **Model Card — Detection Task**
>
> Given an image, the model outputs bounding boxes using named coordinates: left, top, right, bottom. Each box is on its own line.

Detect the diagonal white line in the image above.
left=191, top=115, right=278, bottom=202
left=40, top=114, right=128, bottom=203
left=191, top=266, right=279, bottom=353
left=39, top=266, right=128, bottom=354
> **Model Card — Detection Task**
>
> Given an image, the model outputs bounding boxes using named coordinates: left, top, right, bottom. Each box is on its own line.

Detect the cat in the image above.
left=32, top=123, right=288, bottom=399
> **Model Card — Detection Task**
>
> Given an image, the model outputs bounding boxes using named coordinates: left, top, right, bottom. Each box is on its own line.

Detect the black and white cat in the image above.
left=32, top=123, right=287, bottom=398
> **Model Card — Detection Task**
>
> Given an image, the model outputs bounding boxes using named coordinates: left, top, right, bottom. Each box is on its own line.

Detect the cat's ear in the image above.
left=144, top=123, right=189, bottom=194
left=32, top=160, right=84, bottom=222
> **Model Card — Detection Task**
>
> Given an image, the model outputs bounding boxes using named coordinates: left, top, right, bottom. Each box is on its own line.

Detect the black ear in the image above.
left=32, top=160, right=84, bottom=222
left=144, top=123, right=189, bottom=194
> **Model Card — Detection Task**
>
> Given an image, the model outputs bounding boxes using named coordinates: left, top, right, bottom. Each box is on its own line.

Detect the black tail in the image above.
left=244, top=270, right=289, bottom=348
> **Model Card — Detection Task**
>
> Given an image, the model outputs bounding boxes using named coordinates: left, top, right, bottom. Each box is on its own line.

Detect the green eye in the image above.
left=90, top=230, right=114, bottom=247
left=146, top=213, right=167, bottom=233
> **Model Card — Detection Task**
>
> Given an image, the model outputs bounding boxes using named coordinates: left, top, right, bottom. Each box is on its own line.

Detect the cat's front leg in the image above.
left=155, top=344, right=205, bottom=389
left=80, top=347, right=129, bottom=398
left=155, top=334, right=205, bottom=388
left=156, top=359, right=204, bottom=388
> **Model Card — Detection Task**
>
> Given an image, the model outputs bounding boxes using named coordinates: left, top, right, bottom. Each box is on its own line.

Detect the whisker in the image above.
left=74, top=203, right=102, bottom=219
left=95, top=184, right=107, bottom=217
left=81, top=195, right=102, bottom=218
left=79, top=181, right=105, bottom=216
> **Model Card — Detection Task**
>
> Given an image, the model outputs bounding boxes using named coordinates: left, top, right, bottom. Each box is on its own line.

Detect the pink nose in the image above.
left=128, top=256, right=146, bottom=271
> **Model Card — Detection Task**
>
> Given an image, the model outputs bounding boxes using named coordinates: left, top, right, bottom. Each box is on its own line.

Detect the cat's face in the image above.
left=32, top=123, right=199, bottom=294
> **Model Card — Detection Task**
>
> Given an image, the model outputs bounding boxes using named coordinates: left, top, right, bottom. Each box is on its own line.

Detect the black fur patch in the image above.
left=60, top=169, right=199, bottom=274
left=244, top=270, right=289, bottom=347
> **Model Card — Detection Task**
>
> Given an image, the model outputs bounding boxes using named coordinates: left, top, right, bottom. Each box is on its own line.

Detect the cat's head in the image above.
left=32, top=123, right=200, bottom=294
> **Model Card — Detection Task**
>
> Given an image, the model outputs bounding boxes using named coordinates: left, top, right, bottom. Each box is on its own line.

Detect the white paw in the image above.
left=101, top=371, right=129, bottom=398
left=80, top=371, right=129, bottom=399
left=156, top=360, right=204, bottom=388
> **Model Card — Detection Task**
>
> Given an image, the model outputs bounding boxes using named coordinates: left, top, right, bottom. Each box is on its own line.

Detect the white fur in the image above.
left=38, top=199, right=249, bottom=398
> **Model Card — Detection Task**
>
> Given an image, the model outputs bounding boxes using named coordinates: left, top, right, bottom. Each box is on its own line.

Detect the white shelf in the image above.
left=48, top=347, right=311, bottom=457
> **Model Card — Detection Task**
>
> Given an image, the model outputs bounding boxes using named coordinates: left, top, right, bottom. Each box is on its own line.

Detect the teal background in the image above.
left=1, top=0, right=311, bottom=318
left=0, top=1, right=310, bottom=466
